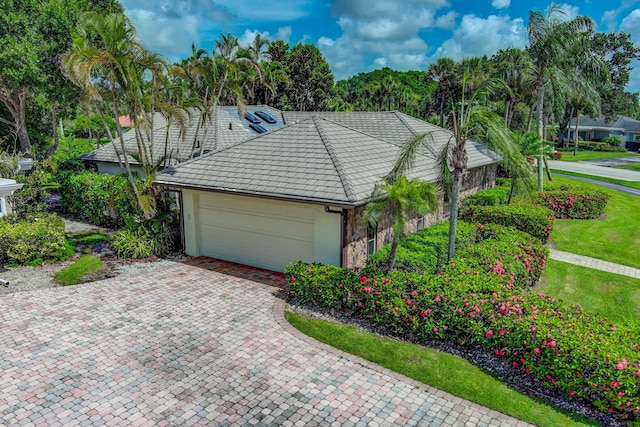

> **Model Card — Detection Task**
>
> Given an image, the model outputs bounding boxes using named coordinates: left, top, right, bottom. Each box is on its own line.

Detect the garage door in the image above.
left=196, top=193, right=333, bottom=272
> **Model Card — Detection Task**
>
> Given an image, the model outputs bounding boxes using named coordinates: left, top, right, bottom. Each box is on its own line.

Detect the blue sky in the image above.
left=120, top=0, right=640, bottom=91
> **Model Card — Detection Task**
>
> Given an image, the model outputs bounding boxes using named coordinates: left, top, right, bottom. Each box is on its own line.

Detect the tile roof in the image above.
left=81, top=107, right=252, bottom=165
left=570, top=115, right=640, bottom=133
left=155, top=114, right=501, bottom=206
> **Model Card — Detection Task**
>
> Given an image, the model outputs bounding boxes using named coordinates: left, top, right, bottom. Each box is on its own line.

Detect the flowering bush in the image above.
left=537, top=183, right=608, bottom=219
left=285, top=222, right=639, bottom=421
left=460, top=203, right=555, bottom=242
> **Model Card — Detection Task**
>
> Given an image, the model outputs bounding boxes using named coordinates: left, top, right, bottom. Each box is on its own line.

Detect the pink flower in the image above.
left=290, top=277, right=297, bottom=282
left=611, top=381, right=620, bottom=387
left=616, top=359, right=628, bottom=370
left=360, top=276, right=369, bottom=283
left=433, top=327, right=439, bottom=333
left=534, top=348, right=541, bottom=355
left=405, top=299, right=412, bottom=306
left=363, top=286, right=372, bottom=293
left=485, top=330, right=494, bottom=339
left=547, top=341, right=557, bottom=348
left=569, top=390, right=575, bottom=397
left=434, top=295, right=441, bottom=302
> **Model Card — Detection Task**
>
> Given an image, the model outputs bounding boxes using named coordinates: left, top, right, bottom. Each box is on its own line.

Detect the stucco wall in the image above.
left=343, top=164, right=497, bottom=269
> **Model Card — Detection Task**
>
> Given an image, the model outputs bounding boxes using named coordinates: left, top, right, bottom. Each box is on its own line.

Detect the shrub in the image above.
left=363, top=221, right=477, bottom=276
left=603, top=136, right=623, bottom=147
left=285, top=254, right=639, bottom=421
left=9, top=166, right=49, bottom=218
left=538, top=183, right=608, bottom=219
left=462, top=185, right=510, bottom=207
left=460, top=203, right=554, bottom=242
left=110, top=228, right=156, bottom=259
left=0, top=213, right=66, bottom=265
left=458, top=224, right=548, bottom=288
left=57, top=170, right=137, bottom=228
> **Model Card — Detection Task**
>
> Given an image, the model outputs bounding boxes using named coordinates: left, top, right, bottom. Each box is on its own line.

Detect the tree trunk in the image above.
left=0, top=87, right=32, bottom=155
left=42, top=106, right=60, bottom=159
left=439, top=92, right=446, bottom=128
left=98, top=109, right=124, bottom=169
left=535, top=84, right=545, bottom=192
left=543, top=157, right=553, bottom=182
left=447, top=172, right=462, bottom=262
left=386, top=237, right=399, bottom=273
left=526, top=99, right=537, bottom=133
left=573, top=110, right=580, bottom=157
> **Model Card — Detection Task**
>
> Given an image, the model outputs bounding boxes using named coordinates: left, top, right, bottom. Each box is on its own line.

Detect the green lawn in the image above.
left=286, top=312, right=595, bottom=427
left=550, top=169, right=640, bottom=189
left=539, top=260, right=640, bottom=324
left=551, top=176, right=640, bottom=267
left=54, top=254, right=103, bottom=286
left=613, top=163, right=640, bottom=171
left=557, top=150, right=638, bottom=162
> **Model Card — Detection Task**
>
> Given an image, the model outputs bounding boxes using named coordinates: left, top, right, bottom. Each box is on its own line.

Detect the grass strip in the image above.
left=538, top=259, right=640, bottom=325
left=286, top=311, right=595, bottom=427
left=54, top=254, right=103, bottom=286
left=549, top=169, right=640, bottom=189
left=550, top=176, right=640, bottom=267
left=556, top=151, right=638, bottom=162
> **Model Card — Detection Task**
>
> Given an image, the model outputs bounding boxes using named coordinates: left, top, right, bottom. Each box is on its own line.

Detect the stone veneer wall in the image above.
left=343, top=164, right=497, bottom=269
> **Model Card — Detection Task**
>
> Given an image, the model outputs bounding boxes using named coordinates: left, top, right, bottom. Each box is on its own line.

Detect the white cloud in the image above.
left=548, top=3, right=580, bottom=21
left=433, top=14, right=527, bottom=60
left=492, top=0, right=510, bottom=9
left=621, top=9, right=640, bottom=43
left=320, top=0, right=452, bottom=79
left=121, top=0, right=233, bottom=55
left=275, top=26, right=293, bottom=44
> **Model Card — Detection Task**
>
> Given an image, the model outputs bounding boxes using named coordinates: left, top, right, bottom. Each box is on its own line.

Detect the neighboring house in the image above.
left=566, top=115, right=640, bottom=147
left=0, top=179, right=23, bottom=218
left=117, top=115, right=133, bottom=129
left=81, top=106, right=280, bottom=175
left=154, top=110, right=501, bottom=272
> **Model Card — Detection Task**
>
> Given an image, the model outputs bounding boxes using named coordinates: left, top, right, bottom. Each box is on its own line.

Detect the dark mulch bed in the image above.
left=281, top=291, right=627, bottom=427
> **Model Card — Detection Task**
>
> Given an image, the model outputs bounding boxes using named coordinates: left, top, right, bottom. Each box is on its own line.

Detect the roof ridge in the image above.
left=314, top=117, right=357, bottom=202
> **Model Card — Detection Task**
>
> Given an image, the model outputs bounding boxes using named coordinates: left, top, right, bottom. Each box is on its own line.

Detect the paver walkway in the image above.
left=0, top=257, right=534, bottom=427
left=549, top=249, right=640, bottom=279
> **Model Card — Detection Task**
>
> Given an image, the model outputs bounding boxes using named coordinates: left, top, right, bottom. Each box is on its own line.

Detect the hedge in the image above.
left=285, top=224, right=639, bottom=422
left=364, top=221, right=477, bottom=276
left=0, top=213, right=66, bottom=265
left=459, top=203, right=555, bottom=243
left=538, top=183, right=608, bottom=219
left=57, top=170, right=137, bottom=228
left=461, top=185, right=510, bottom=207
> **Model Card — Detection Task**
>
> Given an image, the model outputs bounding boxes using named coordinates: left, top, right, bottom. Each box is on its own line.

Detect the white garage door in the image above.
left=196, top=193, right=337, bottom=272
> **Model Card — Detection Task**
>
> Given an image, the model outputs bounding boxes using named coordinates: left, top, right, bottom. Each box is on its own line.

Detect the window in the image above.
left=635, top=135, right=640, bottom=142
left=417, top=216, right=424, bottom=231
left=367, top=223, right=376, bottom=255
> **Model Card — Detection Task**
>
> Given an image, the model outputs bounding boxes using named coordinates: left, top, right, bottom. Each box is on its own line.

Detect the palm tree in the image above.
left=427, top=57, right=458, bottom=127
left=391, top=74, right=531, bottom=261
left=364, top=175, right=437, bottom=273
left=527, top=3, right=599, bottom=190
left=492, top=48, right=536, bottom=129
left=63, top=11, right=147, bottom=213
left=508, top=131, right=550, bottom=202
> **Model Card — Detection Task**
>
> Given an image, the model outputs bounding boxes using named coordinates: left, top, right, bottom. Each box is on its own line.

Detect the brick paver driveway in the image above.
left=0, top=258, right=533, bottom=426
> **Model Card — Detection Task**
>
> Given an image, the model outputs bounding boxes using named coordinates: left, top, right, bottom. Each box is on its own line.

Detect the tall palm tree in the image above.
left=527, top=3, right=598, bottom=190
left=391, top=74, right=532, bottom=261
left=63, top=11, right=147, bottom=213
left=492, top=48, right=536, bottom=129
left=364, top=175, right=437, bottom=273
left=426, top=57, right=458, bottom=127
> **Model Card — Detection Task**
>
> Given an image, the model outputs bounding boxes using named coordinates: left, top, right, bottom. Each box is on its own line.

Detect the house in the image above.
left=0, top=179, right=23, bottom=218
left=154, top=110, right=501, bottom=272
left=566, top=115, right=640, bottom=147
left=81, top=107, right=280, bottom=175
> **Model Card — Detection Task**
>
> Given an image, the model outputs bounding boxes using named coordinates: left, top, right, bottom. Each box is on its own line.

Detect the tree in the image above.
left=492, top=48, right=536, bottom=130
left=277, top=44, right=334, bottom=111
left=426, top=57, right=459, bottom=127
left=391, top=75, right=532, bottom=261
left=364, top=175, right=437, bottom=273
left=527, top=4, right=601, bottom=191
left=0, top=0, right=121, bottom=156
left=63, top=11, right=149, bottom=214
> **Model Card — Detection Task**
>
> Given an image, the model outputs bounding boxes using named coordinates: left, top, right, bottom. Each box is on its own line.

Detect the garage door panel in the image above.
left=196, top=193, right=322, bottom=271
